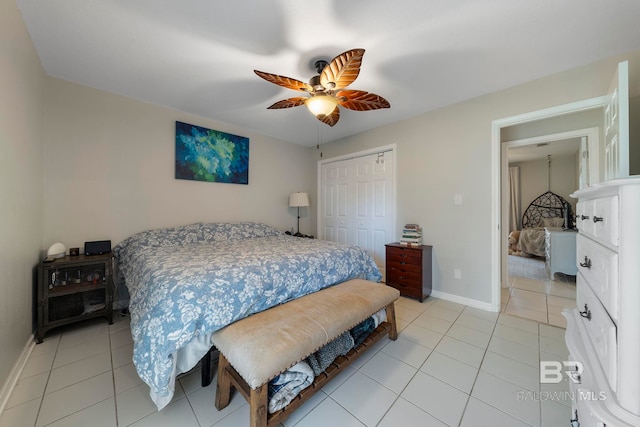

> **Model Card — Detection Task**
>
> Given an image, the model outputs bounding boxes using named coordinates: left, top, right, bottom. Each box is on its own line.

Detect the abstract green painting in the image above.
left=175, top=121, right=249, bottom=184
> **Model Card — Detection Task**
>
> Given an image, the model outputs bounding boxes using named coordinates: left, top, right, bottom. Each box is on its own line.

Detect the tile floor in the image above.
left=503, top=256, right=577, bottom=328
left=1, top=297, right=573, bottom=427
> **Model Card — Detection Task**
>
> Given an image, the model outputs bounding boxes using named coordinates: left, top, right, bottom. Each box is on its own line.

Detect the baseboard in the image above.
left=0, top=334, right=36, bottom=415
left=430, top=290, right=499, bottom=313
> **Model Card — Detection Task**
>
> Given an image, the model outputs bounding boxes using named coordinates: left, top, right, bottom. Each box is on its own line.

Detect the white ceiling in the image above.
left=16, top=0, right=640, bottom=146
left=508, top=138, right=581, bottom=163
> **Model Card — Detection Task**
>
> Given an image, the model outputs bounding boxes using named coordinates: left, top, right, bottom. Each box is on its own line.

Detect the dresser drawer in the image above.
left=386, top=267, right=422, bottom=285
left=576, top=278, right=617, bottom=392
left=386, top=260, right=421, bottom=274
left=386, top=246, right=422, bottom=262
left=576, top=196, right=619, bottom=247
left=576, top=234, right=619, bottom=321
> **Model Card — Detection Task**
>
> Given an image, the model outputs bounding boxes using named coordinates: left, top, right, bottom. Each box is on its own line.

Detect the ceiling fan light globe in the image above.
left=305, top=95, right=337, bottom=117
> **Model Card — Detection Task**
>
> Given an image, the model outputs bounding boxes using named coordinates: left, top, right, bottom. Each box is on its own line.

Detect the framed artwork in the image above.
left=175, top=121, right=249, bottom=184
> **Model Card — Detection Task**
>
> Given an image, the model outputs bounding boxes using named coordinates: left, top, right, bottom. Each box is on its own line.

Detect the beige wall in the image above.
left=314, top=49, right=640, bottom=304
left=42, top=78, right=314, bottom=249
left=0, top=0, right=45, bottom=389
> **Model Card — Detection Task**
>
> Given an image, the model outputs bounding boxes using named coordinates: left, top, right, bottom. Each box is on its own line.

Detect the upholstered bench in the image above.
left=212, top=278, right=400, bottom=427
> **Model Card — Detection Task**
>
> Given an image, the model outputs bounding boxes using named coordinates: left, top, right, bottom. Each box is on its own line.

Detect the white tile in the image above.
left=111, top=342, right=133, bottom=369
left=314, top=365, right=356, bottom=395
left=52, top=336, right=110, bottom=369
left=37, top=372, right=114, bottom=427
left=178, top=368, right=204, bottom=395
left=46, top=397, right=116, bottom=427
left=421, top=351, right=478, bottom=393
left=330, top=372, right=397, bottom=426
left=548, top=313, right=568, bottom=328
left=431, top=299, right=465, bottom=313
left=425, top=305, right=461, bottom=322
left=541, top=379, right=573, bottom=408
left=19, top=350, right=55, bottom=380
left=412, top=313, right=453, bottom=334
left=396, top=296, right=431, bottom=313
left=5, top=371, right=48, bottom=409
left=471, top=371, right=540, bottom=426
left=542, top=399, right=572, bottom=426
left=539, top=323, right=566, bottom=341
left=381, top=336, right=433, bottom=369
left=46, top=351, right=112, bottom=394
left=401, top=372, right=468, bottom=427
left=110, top=327, right=134, bottom=349
left=378, top=397, right=447, bottom=427
left=281, top=389, right=327, bottom=427
left=548, top=282, right=577, bottom=299
left=454, top=313, right=496, bottom=335
left=511, top=277, right=548, bottom=293
left=57, top=322, right=109, bottom=350
left=434, top=336, right=485, bottom=368
left=187, top=381, right=246, bottom=427
left=360, top=350, right=417, bottom=394
left=493, top=323, right=539, bottom=349
left=480, top=352, right=540, bottom=392
left=115, top=383, right=158, bottom=426
left=488, top=335, right=539, bottom=368
left=31, top=337, right=60, bottom=358
left=462, top=306, right=499, bottom=323
left=540, top=335, right=569, bottom=358
left=395, top=305, right=422, bottom=323
left=504, top=305, right=548, bottom=323
left=129, top=396, right=200, bottom=427
left=460, top=397, right=530, bottom=427
left=294, top=397, right=365, bottom=427
left=114, top=362, right=144, bottom=394
left=0, top=397, right=40, bottom=427
left=498, top=313, right=540, bottom=334
left=446, top=323, right=491, bottom=349
left=209, top=404, right=252, bottom=427
left=400, top=324, right=443, bottom=349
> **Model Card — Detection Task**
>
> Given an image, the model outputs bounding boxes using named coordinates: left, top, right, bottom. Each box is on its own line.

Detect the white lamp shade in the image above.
left=289, top=192, right=310, bottom=207
left=304, top=95, right=337, bottom=117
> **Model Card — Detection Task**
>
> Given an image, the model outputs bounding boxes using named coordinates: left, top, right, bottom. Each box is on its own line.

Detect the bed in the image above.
left=112, top=222, right=382, bottom=410
left=515, top=190, right=573, bottom=257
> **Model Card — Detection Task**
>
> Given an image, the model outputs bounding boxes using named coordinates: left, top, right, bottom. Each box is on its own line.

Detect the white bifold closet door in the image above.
left=319, top=150, right=394, bottom=280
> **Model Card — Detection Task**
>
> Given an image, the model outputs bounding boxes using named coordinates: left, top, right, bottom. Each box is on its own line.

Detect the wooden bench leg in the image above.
left=386, top=303, right=398, bottom=341
left=215, top=354, right=232, bottom=410
left=249, top=383, right=268, bottom=427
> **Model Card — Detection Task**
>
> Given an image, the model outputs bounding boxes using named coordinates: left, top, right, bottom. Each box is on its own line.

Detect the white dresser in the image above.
left=545, top=227, right=578, bottom=279
left=564, top=177, right=640, bottom=426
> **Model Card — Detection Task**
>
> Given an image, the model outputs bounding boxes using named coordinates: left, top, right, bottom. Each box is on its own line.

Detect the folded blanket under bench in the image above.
left=212, top=278, right=400, bottom=427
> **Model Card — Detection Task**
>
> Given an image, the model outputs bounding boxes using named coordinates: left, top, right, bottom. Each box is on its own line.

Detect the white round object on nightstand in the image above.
left=46, top=242, right=66, bottom=258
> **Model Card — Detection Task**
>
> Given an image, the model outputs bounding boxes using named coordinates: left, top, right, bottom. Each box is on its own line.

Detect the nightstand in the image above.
left=37, top=253, right=114, bottom=343
left=385, top=243, right=432, bottom=302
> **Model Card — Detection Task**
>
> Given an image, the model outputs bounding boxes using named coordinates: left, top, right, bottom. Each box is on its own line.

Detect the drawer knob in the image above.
left=579, top=304, right=592, bottom=321
left=580, top=215, right=589, bottom=220
left=593, top=216, right=604, bottom=223
left=579, top=256, right=592, bottom=269
left=570, top=409, right=580, bottom=427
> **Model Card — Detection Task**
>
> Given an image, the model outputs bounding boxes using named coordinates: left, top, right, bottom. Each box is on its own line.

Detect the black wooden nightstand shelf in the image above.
left=37, top=253, right=114, bottom=343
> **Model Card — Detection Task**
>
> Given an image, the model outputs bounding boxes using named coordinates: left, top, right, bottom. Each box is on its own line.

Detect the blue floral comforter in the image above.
left=113, top=222, right=381, bottom=409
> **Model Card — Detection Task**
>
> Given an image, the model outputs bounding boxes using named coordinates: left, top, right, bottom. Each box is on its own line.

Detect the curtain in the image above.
left=509, top=166, right=521, bottom=232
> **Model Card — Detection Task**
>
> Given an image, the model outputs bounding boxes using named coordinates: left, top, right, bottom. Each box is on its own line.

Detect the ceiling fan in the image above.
left=254, top=48, right=390, bottom=127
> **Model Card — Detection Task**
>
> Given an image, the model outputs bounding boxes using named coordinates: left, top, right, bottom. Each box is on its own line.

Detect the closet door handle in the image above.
left=579, top=304, right=591, bottom=321
left=579, top=256, right=591, bottom=269
left=593, top=216, right=604, bottom=223
left=581, top=215, right=589, bottom=220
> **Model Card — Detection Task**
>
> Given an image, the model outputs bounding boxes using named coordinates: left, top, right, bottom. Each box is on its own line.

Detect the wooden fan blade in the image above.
left=254, top=70, right=312, bottom=92
left=320, top=48, right=365, bottom=90
left=336, top=90, right=390, bottom=111
left=316, top=107, right=340, bottom=127
left=267, top=97, right=307, bottom=109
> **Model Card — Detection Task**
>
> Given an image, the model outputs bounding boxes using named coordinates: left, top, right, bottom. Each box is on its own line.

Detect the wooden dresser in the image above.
left=564, top=178, right=640, bottom=426
left=385, top=243, right=432, bottom=302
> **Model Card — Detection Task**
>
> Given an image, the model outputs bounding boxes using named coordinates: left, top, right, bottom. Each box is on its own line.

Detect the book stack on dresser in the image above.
left=400, top=224, right=422, bottom=245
